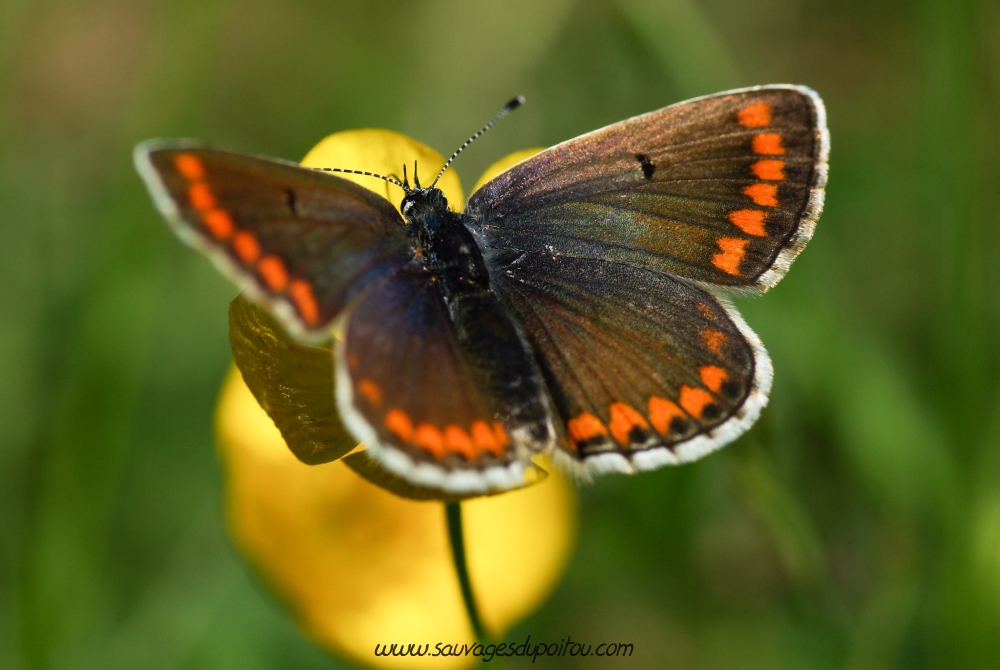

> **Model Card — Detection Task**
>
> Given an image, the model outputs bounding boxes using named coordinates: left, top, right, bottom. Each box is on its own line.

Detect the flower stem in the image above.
left=445, top=501, right=487, bottom=642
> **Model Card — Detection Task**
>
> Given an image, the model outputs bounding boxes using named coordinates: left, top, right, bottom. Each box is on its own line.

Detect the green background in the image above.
left=2, top=0, right=999, bottom=667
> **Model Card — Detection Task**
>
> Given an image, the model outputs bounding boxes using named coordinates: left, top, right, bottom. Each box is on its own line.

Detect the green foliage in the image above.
left=2, top=0, right=999, bottom=667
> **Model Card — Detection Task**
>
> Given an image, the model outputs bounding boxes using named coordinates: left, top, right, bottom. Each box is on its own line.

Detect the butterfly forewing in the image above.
left=468, top=86, right=828, bottom=291
left=490, top=253, right=770, bottom=472
left=135, top=143, right=412, bottom=338
left=337, top=269, right=556, bottom=493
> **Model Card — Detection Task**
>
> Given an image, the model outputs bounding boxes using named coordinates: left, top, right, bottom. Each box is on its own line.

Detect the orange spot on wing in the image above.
left=258, top=255, right=289, bottom=292
left=679, top=386, right=715, bottom=419
left=750, top=159, right=785, bottom=181
left=233, top=231, right=261, bottom=263
left=743, top=183, right=778, bottom=207
left=697, top=303, right=715, bottom=318
left=413, top=423, right=445, bottom=456
left=648, top=396, right=685, bottom=435
left=608, top=402, right=649, bottom=446
left=203, top=209, right=234, bottom=239
left=444, top=425, right=476, bottom=458
left=752, top=133, right=785, bottom=155
left=188, top=182, right=215, bottom=211
left=699, top=365, right=729, bottom=393
left=738, top=101, right=772, bottom=128
left=174, top=153, right=205, bottom=180
left=288, top=279, right=319, bottom=326
left=728, top=209, right=767, bottom=237
left=712, top=237, right=748, bottom=276
left=385, top=409, right=413, bottom=442
left=567, top=412, right=608, bottom=450
left=492, top=421, right=509, bottom=448
left=356, top=378, right=382, bottom=407
left=701, top=329, right=726, bottom=356
left=471, top=420, right=503, bottom=457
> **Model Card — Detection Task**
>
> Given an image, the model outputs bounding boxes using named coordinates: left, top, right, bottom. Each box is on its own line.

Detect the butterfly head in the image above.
left=400, top=187, right=449, bottom=222
left=401, top=158, right=451, bottom=218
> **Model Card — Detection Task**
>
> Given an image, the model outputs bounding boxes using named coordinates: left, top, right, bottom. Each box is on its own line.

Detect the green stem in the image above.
left=445, top=501, right=486, bottom=642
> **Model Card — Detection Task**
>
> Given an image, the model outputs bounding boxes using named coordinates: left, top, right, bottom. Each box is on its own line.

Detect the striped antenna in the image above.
left=312, top=167, right=408, bottom=191
left=431, top=96, right=525, bottom=188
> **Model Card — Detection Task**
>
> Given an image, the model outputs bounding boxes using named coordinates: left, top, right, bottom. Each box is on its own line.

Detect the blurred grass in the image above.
left=1, top=0, right=999, bottom=668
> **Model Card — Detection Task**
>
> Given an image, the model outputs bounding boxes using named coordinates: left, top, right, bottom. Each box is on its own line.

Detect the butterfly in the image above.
left=135, top=85, right=828, bottom=495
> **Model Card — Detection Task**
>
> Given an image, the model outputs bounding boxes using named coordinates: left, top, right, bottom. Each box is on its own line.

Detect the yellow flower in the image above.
left=216, top=129, right=578, bottom=668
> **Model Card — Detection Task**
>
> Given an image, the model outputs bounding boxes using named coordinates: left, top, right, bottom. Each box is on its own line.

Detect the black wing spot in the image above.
left=576, top=435, right=614, bottom=455
left=701, top=403, right=721, bottom=421
left=285, top=189, right=299, bottom=217
left=668, top=416, right=688, bottom=436
left=627, top=426, right=660, bottom=449
left=635, top=153, right=655, bottom=180
left=721, top=379, right=742, bottom=400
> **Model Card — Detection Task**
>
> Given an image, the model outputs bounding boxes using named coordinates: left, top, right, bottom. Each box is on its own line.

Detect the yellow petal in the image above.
left=216, top=367, right=577, bottom=669
left=302, top=128, right=465, bottom=213
left=464, top=453, right=576, bottom=637
left=471, top=148, right=545, bottom=193
left=228, top=295, right=354, bottom=464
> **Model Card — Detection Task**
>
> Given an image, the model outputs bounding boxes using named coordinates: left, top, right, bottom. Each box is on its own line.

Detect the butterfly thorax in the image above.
left=401, top=187, right=490, bottom=297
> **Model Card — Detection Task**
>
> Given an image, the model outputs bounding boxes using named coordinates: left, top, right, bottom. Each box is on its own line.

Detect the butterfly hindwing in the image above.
left=336, top=268, right=556, bottom=493
left=467, top=85, right=828, bottom=291
left=135, top=143, right=412, bottom=339
left=489, top=252, right=771, bottom=473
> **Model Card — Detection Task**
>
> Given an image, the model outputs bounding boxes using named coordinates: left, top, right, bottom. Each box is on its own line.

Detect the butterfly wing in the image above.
left=467, top=85, right=828, bottom=291
left=467, top=85, right=827, bottom=470
left=336, top=267, right=556, bottom=494
left=135, top=142, right=412, bottom=339
left=489, top=252, right=770, bottom=474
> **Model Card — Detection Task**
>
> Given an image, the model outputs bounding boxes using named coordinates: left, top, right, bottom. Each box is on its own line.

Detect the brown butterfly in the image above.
left=136, top=86, right=828, bottom=494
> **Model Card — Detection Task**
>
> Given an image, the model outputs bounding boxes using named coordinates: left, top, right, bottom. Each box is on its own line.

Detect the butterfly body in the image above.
left=136, top=85, right=828, bottom=495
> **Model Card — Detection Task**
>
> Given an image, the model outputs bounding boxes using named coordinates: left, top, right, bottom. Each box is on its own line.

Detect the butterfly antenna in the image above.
left=431, top=96, right=525, bottom=188
left=313, top=167, right=408, bottom=192
left=413, top=160, right=421, bottom=189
